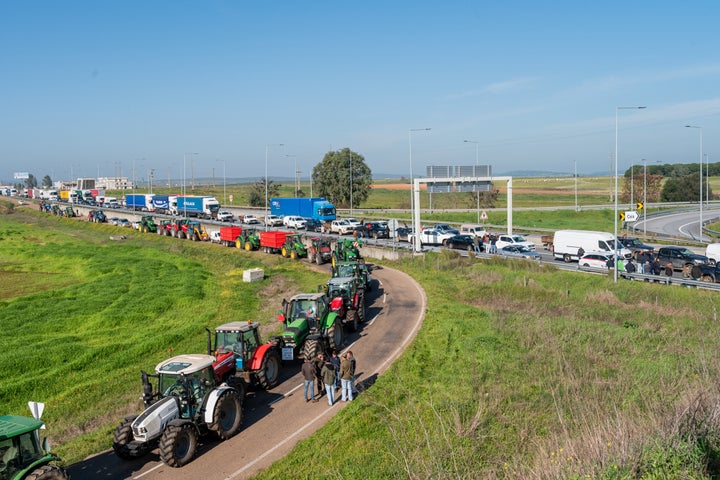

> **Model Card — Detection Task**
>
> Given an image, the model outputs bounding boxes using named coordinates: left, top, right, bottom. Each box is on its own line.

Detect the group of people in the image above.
left=607, top=250, right=677, bottom=277
left=301, top=350, right=356, bottom=406
left=472, top=234, right=497, bottom=254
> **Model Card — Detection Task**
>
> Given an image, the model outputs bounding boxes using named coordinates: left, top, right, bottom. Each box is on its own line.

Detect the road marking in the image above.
left=134, top=463, right=163, bottom=479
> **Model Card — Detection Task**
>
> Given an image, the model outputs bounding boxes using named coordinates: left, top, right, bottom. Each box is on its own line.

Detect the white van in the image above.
left=553, top=230, right=632, bottom=263
left=460, top=224, right=487, bottom=238
left=706, top=243, right=720, bottom=264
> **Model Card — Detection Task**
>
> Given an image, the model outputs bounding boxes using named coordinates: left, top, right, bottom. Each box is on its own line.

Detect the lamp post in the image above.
left=615, top=106, right=646, bottom=283
left=183, top=153, right=198, bottom=217
left=705, top=153, right=710, bottom=206
left=574, top=159, right=578, bottom=211
left=685, top=125, right=703, bottom=241
left=216, top=159, right=226, bottom=205
left=349, top=151, right=353, bottom=216
left=464, top=140, right=481, bottom=223
left=409, top=128, right=431, bottom=252
left=641, top=159, right=647, bottom=235
left=265, top=144, right=284, bottom=230
left=630, top=163, right=634, bottom=209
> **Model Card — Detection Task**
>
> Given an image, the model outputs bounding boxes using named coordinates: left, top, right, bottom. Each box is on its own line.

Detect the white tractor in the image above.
left=112, top=353, right=244, bottom=467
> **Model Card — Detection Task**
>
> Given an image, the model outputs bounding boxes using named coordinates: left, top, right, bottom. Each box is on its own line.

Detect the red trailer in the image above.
left=260, top=231, right=292, bottom=254
left=219, top=226, right=243, bottom=247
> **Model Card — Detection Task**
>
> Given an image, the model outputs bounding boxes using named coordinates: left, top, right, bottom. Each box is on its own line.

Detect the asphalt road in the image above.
left=67, top=265, right=426, bottom=480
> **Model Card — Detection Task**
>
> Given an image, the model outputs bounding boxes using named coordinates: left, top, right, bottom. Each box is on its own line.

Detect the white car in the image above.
left=283, top=215, right=307, bottom=229
left=578, top=253, right=611, bottom=269
left=216, top=211, right=234, bottom=222
left=243, top=214, right=260, bottom=224
left=209, top=231, right=222, bottom=243
left=495, top=234, right=536, bottom=251
left=264, top=214, right=284, bottom=227
left=331, top=219, right=354, bottom=235
left=408, top=228, right=455, bottom=246
left=345, top=218, right=362, bottom=229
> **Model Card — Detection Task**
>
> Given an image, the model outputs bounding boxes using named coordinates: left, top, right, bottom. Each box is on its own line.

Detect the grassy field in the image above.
left=4, top=196, right=720, bottom=478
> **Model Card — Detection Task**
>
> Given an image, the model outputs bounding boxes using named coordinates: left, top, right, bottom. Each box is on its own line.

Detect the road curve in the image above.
left=68, top=265, right=426, bottom=480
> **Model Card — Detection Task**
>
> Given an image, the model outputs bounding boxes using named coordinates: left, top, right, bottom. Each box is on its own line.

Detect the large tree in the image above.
left=248, top=178, right=281, bottom=207
left=660, top=173, right=712, bottom=202
left=42, top=175, right=53, bottom=188
left=312, top=148, right=372, bottom=208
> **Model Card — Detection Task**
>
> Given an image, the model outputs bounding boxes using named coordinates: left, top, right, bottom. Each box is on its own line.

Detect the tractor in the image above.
left=332, top=238, right=362, bottom=267
left=332, top=260, right=372, bottom=292
left=280, top=234, right=307, bottom=260
left=62, top=207, right=76, bottom=218
left=326, top=276, right=366, bottom=332
left=278, top=293, right=343, bottom=362
left=112, top=353, right=244, bottom=468
left=87, top=210, right=107, bottom=223
left=139, top=215, right=157, bottom=233
left=306, top=237, right=333, bottom=265
left=180, top=221, right=209, bottom=241
left=208, top=321, right=283, bottom=390
left=0, top=402, right=69, bottom=480
left=235, top=227, right=260, bottom=251
left=169, top=218, right=190, bottom=237
left=157, top=219, right=173, bottom=235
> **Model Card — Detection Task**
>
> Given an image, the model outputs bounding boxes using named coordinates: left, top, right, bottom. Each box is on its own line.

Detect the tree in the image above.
left=660, top=173, right=710, bottom=202
left=42, top=175, right=53, bottom=188
left=312, top=148, right=372, bottom=208
left=24, top=174, right=38, bottom=189
left=466, top=190, right=500, bottom=209
left=248, top=178, right=281, bottom=207
left=621, top=173, right=663, bottom=203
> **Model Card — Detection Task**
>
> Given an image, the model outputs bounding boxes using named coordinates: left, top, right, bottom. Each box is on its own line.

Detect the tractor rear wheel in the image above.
left=209, top=390, right=243, bottom=440
left=235, top=238, right=242, bottom=249
left=178, top=231, right=185, bottom=239
left=347, top=309, right=359, bottom=332
left=112, top=417, right=149, bottom=459
left=245, top=240, right=253, bottom=251
left=290, top=249, right=297, bottom=260
left=281, top=246, right=288, bottom=257
left=316, top=253, right=323, bottom=265
left=24, top=465, right=69, bottom=480
left=256, top=349, right=281, bottom=389
left=327, top=320, right=343, bottom=351
left=303, top=339, right=319, bottom=361
left=358, top=293, right=366, bottom=322
left=159, top=423, right=198, bottom=468
left=192, top=233, right=198, bottom=241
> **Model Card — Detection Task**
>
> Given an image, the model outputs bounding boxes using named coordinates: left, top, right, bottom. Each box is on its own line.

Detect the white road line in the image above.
left=134, top=463, right=163, bottom=479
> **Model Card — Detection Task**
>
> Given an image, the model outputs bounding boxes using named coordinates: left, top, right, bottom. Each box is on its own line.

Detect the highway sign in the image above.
left=624, top=211, right=639, bottom=222
left=636, top=202, right=644, bottom=210
left=480, top=210, right=488, bottom=220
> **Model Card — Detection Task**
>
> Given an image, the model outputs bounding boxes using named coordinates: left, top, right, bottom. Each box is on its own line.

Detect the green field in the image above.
left=4, top=200, right=720, bottom=478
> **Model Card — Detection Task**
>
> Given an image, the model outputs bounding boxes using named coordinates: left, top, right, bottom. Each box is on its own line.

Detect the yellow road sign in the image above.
left=619, top=212, right=625, bottom=221
left=636, top=202, right=644, bottom=210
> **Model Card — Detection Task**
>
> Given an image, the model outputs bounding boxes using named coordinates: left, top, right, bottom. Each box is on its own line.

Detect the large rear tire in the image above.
left=24, top=465, right=69, bottom=480
left=307, top=251, right=315, bottom=263
left=281, top=246, right=288, bottom=257
left=209, top=390, right=243, bottom=440
left=303, top=339, right=319, bottom=361
left=327, top=320, right=343, bottom=351
left=245, top=240, right=253, bottom=251
left=255, top=349, right=281, bottom=389
left=347, top=309, right=359, bottom=332
left=316, top=254, right=323, bottom=265
left=159, top=423, right=198, bottom=468
left=112, top=417, right=149, bottom=459
left=358, top=292, right=366, bottom=322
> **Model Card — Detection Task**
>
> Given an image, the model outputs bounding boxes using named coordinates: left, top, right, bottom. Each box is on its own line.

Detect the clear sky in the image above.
left=3, top=1, right=720, bottom=184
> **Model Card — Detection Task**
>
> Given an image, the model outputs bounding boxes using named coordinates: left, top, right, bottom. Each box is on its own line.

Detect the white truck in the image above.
left=552, top=230, right=632, bottom=263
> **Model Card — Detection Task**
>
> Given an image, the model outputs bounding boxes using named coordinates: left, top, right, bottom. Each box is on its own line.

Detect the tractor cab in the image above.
left=326, top=276, right=356, bottom=313
left=333, top=261, right=371, bottom=290
left=210, top=322, right=263, bottom=383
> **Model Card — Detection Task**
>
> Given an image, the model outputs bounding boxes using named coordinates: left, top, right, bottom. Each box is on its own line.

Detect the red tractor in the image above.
left=207, top=321, right=283, bottom=390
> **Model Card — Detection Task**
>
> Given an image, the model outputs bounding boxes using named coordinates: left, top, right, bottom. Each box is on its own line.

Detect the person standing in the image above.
left=473, top=235, right=481, bottom=255
left=330, top=350, right=341, bottom=390
left=340, top=352, right=354, bottom=401
left=301, top=357, right=318, bottom=403
left=347, top=351, right=356, bottom=396
left=313, top=353, right=325, bottom=398
left=321, top=356, right=336, bottom=406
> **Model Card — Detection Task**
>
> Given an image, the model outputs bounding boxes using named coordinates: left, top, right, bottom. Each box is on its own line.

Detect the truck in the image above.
left=172, top=196, right=220, bottom=219
left=151, top=195, right=172, bottom=214
left=259, top=231, right=292, bottom=254
left=39, top=190, right=59, bottom=201
left=125, top=194, right=155, bottom=212
left=552, top=230, right=632, bottom=263
left=270, top=197, right=336, bottom=229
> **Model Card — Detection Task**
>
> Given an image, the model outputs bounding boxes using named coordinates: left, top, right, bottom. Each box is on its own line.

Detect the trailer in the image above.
left=173, top=196, right=220, bottom=219
left=151, top=195, right=171, bottom=214
left=219, top=226, right=243, bottom=247
left=260, top=231, right=292, bottom=254
left=125, top=194, right=155, bottom=211
left=270, top=197, right=336, bottom=224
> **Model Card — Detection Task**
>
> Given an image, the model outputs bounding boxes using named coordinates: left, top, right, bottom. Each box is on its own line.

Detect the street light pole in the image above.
left=182, top=153, right=198, bottom=217
left=216, top=159, right=226, bottom=205
left=464, top=140, right=480, bottom=223
left=409, top=128, right=431, bottom=252
left=615, top=106, right=646, bottom=283
left=630, top=163, right=634, bottom=209
left=706, top=153, right=710, bottom=207
left=642, top=159, right=647, bottom=235
left=574, top=159, right=578, bottom=211
left=686, top=125, right=703, bottom=241
left=265, top=144, right=284, bottom=230
left=349, top=151, right=353, bottom=216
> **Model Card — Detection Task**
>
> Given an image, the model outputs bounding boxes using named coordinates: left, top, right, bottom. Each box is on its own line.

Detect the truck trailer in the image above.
left=270, top=197, right=336, bottom=223
left=172, top=196, right=221, bottom=219
left=125, top=194, right=155, bottom=211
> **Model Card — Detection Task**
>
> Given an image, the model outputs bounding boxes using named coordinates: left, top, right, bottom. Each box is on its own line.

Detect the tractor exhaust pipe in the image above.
left=205, top=328, right=213, bottom=355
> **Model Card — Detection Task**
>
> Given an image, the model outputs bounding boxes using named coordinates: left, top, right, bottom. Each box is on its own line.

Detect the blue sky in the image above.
left=3, top=1, right=720, bottom=184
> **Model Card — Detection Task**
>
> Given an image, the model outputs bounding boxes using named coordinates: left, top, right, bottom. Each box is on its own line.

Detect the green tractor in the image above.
left=0, top=402, right=69, bottom=480
left=139, top=215, right=157, bottom=233
left=235, top=228, right=260, bottom=251
left=278, top=293, right=343, bottom=361
left=280, top=234, right=307, bottom=260
left=332, top=238, right=362, bottom=267
left=62, top=207, right=76, bottom=218
left=332, top=260, right=372, bottom=292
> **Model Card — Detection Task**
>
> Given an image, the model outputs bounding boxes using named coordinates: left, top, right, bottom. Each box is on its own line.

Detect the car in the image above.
left=444, top=234, right=477, bottom=252
left=243, top=214, right=260, bottom=224
left=408, top=227, right=455, bottom=246
left=283, top=215, right=307, bottom=229
left=394, top=227, right=413, bottom=242
left=433, top=224, right=460, bottom=235
left=106, top=201, right=121, bottom=209
left=357, top=221, right=390, bottom=239
left=498, top=245, right=542, bottom=261
left=209, top=231, right=222, bottom=243
left=345, top=218, right=362, bottom=229
left=303, top=218, right=323, bottom=232
left=495, top=234, right=536, bottom=251
left=217, top=210, right=234, bottom=222
left=132, top=220, right=142, bottom=230
left=657, top=246, right=708, bottom=271
left=108, top=217, right=121, bottom=225
left=330, top=219, right=355, bottom=235
left=578, top=253, right=612, bottom=269
left=117, top=218, right=131, bottom=227
left=618, top=237, right=654, bottom=256
left=264, top=214, right=284, bottom=227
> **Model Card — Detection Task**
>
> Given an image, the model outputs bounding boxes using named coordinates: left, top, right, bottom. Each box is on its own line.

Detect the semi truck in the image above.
left=172, top=196, right=220, bottom=219
left=151, top=195, right=172, bottom=214
left=125, top=194, right=156, bottom=211
left=270, top=198, right=336, bottom=226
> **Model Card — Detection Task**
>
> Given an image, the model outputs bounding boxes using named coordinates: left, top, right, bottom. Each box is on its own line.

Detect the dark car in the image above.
left=657, top=246, right=708, bottom=271
left=395, top=227, right=413, bottom=242
left=619, top=237, right=654, bottom=256
left=358, top=221, right=389, bottom=239
left=304, top=218, right=323, bottom=232
left=444, top=234, right=477, bottom=252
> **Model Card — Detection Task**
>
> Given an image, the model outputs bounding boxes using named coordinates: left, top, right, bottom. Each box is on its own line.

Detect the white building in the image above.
left=96, top=176, right=133, bottom=190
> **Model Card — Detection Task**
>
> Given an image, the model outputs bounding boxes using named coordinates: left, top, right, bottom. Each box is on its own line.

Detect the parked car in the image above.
left=460, top=224, right=488, bottom=238
left=408, top=227, right=455, bottom=246
left=578, top=252, right=612, bottom=269
left=217, top=210, right=235, bottom=222
left=303, top=218, right=323, bottom=232
left=395, top=227, right=413, bottom=242
left=706, top=243, right=720, bottom=264
left=243, top=214, right=260, bottom=224
left=498, top=245, right=542, bottom=261
left=108, top=217, right=121, bottom=225
left=283, top=215, right=307, bottom=229
left=345, top=218, right=362, bottom=229
left=433, top=223, right=460, bottom=235
left=330, top=219, right=355, bottom=235
left=444, top=234, right=477, bottom=252
left=117, top=218, right=131, bottom=227
left=618, top=237, right=654, bottom=256
left=495, top=234, right=536, bottom=251
left=264, top=214, right=284, bottom=227
left=132, top=220, right=142, bottom=230
left=358, top=221, right=390, bottom=239
left=209, top=231, right=222, bottom=243
left=657, top=246, right=708, bottom=271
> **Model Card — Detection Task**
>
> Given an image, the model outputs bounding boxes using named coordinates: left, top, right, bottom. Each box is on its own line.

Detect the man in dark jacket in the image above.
left=301, top=357, right=318, bottom=403
left=313, top=353, right=325, bottom=397
left=321, top=357, right=336, bottom=406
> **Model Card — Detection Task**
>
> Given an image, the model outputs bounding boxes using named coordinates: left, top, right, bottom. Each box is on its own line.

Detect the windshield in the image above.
left=318, top=207, right=336, bottom=216
left=511, top=236, right=526, bottom=242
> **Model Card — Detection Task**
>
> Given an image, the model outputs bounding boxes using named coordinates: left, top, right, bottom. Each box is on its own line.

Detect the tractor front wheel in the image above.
left=245, top=240, right=253, bottom=251
left=290, top=249, right=297, bottom=260
left=327, top=320, right=343, bottom=351
left=24, top=465, right=69, bottom=480
left=281, top=246, right=288, bottom=257
left=209, top=390, right=243, bottom=440
left=112, top=417, right=149, bottom=460
left=159, top=423, right=198, bottom=468
left=347, top=309, right=359, bottom=332
left=303, top=339, right=319, bottom=361
left=256, top=349, right=281, bottom=389
left=358, top=293, right=366, bottom=322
